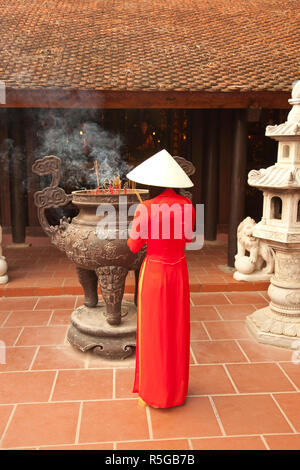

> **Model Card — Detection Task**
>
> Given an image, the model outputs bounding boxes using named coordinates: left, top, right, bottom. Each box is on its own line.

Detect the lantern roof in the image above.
left=249, top=82, right=300, bottom=190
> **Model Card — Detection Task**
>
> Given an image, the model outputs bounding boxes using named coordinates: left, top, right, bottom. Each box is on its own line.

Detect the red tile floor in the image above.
left=0, top=233, right=269, bottom=298
left=0, top=235, right=299, bottom=450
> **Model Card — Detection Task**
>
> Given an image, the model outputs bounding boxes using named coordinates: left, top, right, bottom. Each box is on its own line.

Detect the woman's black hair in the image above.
left=147, top=186, right=181, bottom=198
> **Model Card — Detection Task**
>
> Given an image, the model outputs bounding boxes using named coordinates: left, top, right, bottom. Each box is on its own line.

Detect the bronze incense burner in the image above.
left=32, top=155, right=148, bottom=359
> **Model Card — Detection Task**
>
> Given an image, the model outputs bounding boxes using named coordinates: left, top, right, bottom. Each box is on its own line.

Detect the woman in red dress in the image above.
left=126, top=150, right=195, bottom=409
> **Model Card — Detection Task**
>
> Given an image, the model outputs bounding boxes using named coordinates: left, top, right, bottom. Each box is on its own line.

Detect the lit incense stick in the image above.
left=134, top=189, right=143, bottom=204
left=94, top=161, right=100, bottom=190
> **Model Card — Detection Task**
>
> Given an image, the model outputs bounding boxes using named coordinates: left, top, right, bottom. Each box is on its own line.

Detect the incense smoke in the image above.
left=34, top=109, right=132, bottom=191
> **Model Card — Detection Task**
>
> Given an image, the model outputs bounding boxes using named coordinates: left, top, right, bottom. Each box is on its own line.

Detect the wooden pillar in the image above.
left=25, top=109, right=39, bottom=226
left=0, top=109, right=11, bottom=228
left=228, top=109, right=248, bottom=267
left=190, top=109, right=204, bottom=207
left=9, top=109, right=27, bottom=243
left=204, top=109, right=219, bottom=241
left=218, top=110, right=234, bottom=226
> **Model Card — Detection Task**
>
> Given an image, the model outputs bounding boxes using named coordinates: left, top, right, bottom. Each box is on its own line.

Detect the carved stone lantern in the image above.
left=246, top=81, right=300, bottom=347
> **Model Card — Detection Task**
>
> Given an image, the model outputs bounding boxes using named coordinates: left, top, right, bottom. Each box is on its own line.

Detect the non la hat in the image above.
left=126, top=149, right=194, bottom=188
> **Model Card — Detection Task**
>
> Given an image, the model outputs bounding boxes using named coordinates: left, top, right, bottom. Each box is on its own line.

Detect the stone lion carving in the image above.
left=233, top=216, right=274, bottom=281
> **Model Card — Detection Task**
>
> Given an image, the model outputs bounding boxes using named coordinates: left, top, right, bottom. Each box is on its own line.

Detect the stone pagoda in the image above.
left=246, top=81, right=300, bottom=348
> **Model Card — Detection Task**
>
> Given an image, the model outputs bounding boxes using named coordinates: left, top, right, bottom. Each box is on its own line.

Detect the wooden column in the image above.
left=218, top=110, right=234, bottom=226
left=0, top=109, right=11, bottom=228
left=228, top=109, right=248, bottom=267
left=25, top=109, right=39, bottom=227
left=190, top=109, right=204, bottom=207
left=204, top=109, right=219, bottom=240
left=9, top=109, right=27, bottom=243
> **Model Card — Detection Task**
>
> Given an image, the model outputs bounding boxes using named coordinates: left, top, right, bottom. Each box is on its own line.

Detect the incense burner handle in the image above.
left=173, top=156, right=195, bottom=200
left=32, top=155, right=72, bottom=237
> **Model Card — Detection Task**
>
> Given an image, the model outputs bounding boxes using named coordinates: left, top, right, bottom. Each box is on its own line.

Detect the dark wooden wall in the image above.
left=0, top=107, right=288, bottom=265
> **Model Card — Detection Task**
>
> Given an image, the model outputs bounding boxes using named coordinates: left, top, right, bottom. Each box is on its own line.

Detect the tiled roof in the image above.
left=0, top=0, right=299, bottom=92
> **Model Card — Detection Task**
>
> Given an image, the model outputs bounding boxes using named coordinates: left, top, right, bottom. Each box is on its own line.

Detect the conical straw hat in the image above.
left=126, top=149, right=194, bottom=188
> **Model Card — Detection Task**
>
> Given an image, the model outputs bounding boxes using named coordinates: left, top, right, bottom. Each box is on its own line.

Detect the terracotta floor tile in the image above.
left=191, top=293, right=229, bottom=305
left=189, top=365, right=236, bottom=395
left=191, top=436, right=266, bottom=450
left=226, top=363, right=296, bottom=393
left=264, top=434, right=300, bottom=450
left=4, top=284, right=34, bottom=293
left=0, top=312, right=10, bottom=326
left=16, top=326, right=68, bottom=346
left=190, top=322, right=209, bottom=340
left=213, top=395, right=293, bottom=435
left=52, top=369, right=113, bottom=401
left=1, top=402, right=80, bottom=448
left=0, top=371, right=55, bottom=404
left=75, top=295, right=85, bottom=308
left=259, top=291, right=270, bottom=300
left=116, top=439, right=190, bottom=450
left=0, top=327, right=23, bottom=346
left=35, top=296, right=76, bottom=310
left=150, top=397, right=221, bottom=439
left=49, top=309, right=73, bottom=325
left=0, top=347, right=36, bottom=371
left=62, top=282, right=83, bottom=296
left=273, top=393, right=300, bottom=431
left=216, top=305, right=256, bottom=320
left=0, top=297, right=37, bottom=311
left=201, top=284, right=229, bottom=293
left=31, top=345, right=86, bottom=370
left=237, top=340, right=293, bottom=362
left=0, top=405, right=13, bottom=439
left=251, top=282, right=270, bottom=291
left=226, top=292, right=267, bottom=305
left=4, top=310, right=52, bottom=327
left=203, top=321, right=252, bottom=340
left=87, top=352, right=135, bottom=370
left=191, top=340, right=247, bottom=364
left=25, top=272, right=55, bottom=279
left=190, top=306, right=220, bottom=321
left=279, top=363, right=300, bottom=389
left=197, top=275, right=226, bottom=283
left=115, top=368, right=136, bottom=399
left=35, top=286, right=63, bottom=296
left=40, top=443, right=114, bottom=450
left=79, top=400, right=149, bottom=443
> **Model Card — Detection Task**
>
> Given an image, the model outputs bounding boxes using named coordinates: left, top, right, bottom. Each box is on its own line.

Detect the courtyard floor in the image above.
left=0, top=235, right=299, bottom=450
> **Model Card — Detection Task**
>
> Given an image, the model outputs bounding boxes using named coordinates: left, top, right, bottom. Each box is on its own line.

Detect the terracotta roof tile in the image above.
left=0, top=0, right=299, bottom=92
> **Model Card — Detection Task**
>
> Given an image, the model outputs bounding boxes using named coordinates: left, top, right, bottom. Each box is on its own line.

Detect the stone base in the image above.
left=233, top=271, right=272, bottom=282
left=246, top=306, right=300, bottom=349
left=67, top=300, right=136, bottom=360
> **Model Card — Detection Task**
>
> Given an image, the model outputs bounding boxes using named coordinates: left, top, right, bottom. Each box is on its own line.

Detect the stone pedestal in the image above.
left=67, top=300, right=137, bottom=359
left=247, top=306, right=300, bottom=348
left=247, top=245, right=300, bottom=347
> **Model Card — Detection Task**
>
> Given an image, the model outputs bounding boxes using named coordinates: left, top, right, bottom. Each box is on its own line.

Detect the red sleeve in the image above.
left=127, top=203, right=148, bottom=253
left=184, top=199, right=196, bottom=244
